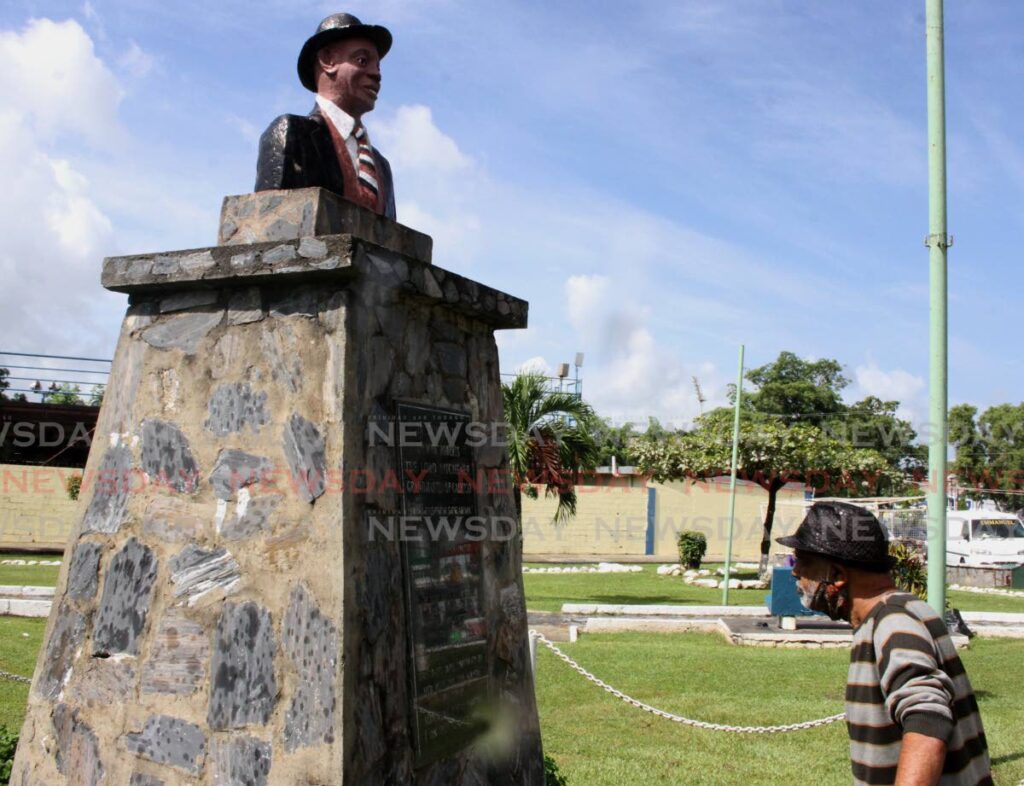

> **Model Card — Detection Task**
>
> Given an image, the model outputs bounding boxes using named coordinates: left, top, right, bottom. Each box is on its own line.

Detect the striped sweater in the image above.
left=846, top=593, right=992, bottom=785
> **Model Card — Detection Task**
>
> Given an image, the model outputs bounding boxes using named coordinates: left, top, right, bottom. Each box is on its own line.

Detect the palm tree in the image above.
left=501, top=371, right=600, bottom=524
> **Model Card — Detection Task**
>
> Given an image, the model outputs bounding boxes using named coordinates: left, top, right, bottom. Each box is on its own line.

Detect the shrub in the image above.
left=890, top=540, right=927, bottom=600
left=677, top=531, right=708, bottom=569
left=1, top=726, right=18, bottom=785
left=66, top=474, right=82, bottom=501
left=544, top=754, right=568, bottom=786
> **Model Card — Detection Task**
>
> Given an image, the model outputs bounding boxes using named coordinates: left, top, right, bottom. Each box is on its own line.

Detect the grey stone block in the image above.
left=205, top=382, right=269, bottom=436
left=93, top=538, right=158, bottom=656
left=141, top=309, right=223, bottom=354
left=282, top=584, right=338, bottom=750
left=298, top=236, right=328, bottom=258
left=227, top=287, right=263, bottom=325
left=141, top=607, right=209, bottom=695
left=81, top=444, right=131, bottom=534
left=260, top=324, right=302, bottom=393
left=180, top=250, right=216, bottom=274
left=122, top=715, right=207, bottom=775
left=211, top=735, right=272, bottom=786
left=159, top=290, right=218, bottom=313
left=53, top=704, right=104, bottom=786
left=269, top=286, right=318, bottom=318
left=169, top=544, right=241, bottom=605
left=262, top=244, right=297, bottom=265
left=142, top=496, right=207, bottom=542
left=221, top=494, right=281, bottom=540
left=435, top=342, right=468, bottom=377
left=152, top=254, right=180, bottom=276
left=37, top=602, right=87, bottom=699
left=282, top=413, right=326, bottom=503
left=131, top=773, right=164, bottom=786
left=208, top=602, right=277, bottom=729
left=141, top=418, right=200, bottom=494
left=209, top=449, right=272, bottom=500
left=66, top=541, right=103, bottom=600
left=65, top=658, right=136, bottom=704
left=129, top=775, right=165, bottom=786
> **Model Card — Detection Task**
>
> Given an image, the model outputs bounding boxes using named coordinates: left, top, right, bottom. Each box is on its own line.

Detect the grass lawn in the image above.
left=1, top=559, right=1023, bottom=784
left=0, top=551, right=62, bottom=588
left=524, top=563, right=1024, bottom=614
left=0, top=617, right=44, bottom=732
left=535, top=632, right=1024, bottom=785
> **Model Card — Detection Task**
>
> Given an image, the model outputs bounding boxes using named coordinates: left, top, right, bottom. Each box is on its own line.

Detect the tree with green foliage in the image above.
left=88, top=384, right=106, bottom=407
left=741, top=352, right=922, bottom=479
left=591, top=416, right=678, bottom=467
left=824, top=396, right=925, bottom=479
left=502, top=372, right=601, bottom=523
left=45, top=383, right=84, bottom=405
left=633, top=408, right=894, bottom=574
left=949, top=402, right=1024, bottom=508
left=0, top=367, right=9, bottom=401
left=741, top=351, right=848, bottom=422
left=949, top=404, right=985, bottom=505
left=591, top=418, right=638, bottom=466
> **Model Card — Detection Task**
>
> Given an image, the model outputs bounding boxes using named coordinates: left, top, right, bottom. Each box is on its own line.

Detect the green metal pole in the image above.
left=925, top=0, right=948, bottom=616
left=722, top=344, right=745, bottom=606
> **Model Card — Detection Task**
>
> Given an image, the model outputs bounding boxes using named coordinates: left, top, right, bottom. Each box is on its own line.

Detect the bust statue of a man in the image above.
left=255, top=13, right=396, bottom=219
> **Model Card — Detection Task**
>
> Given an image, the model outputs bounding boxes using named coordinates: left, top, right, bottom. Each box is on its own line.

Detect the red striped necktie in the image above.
left=353, top=122, right=379, bottom=202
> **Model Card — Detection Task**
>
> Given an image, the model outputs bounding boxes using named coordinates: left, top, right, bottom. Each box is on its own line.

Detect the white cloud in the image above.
left=560, top=275, right=719, bottom=428
left=854, top=363, right=925, bottom=404
left=118, top=40, right=156, bottom=79
left=516, top=356, right=549, bottom=375
left=0, top=18, right=125, bottom=147
left=852, top=363, right=926, bottom=425
left=372, top=103, right=482, bottom=265
left=373, top=105, right=470, bottom=174
left=226, top=113, right=261, bottom=145
left=565, top=274, right=611, bottom=337
left=0, top=20, right=124, bottom=358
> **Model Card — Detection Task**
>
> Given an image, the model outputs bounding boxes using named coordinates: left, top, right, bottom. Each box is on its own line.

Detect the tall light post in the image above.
left=925, top=0, right=949, bottom=615
left=574, top=352, right=584, bottom=399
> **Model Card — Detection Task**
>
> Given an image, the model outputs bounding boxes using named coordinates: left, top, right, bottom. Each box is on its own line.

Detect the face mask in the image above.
left=797, top=573, right=850, bottom=621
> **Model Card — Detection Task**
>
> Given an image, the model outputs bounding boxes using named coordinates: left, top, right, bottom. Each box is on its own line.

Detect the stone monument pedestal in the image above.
left=12, top=190, right=543, bottom=785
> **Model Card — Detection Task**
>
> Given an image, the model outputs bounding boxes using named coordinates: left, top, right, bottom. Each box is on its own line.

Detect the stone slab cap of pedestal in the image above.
left=101, top=224, right=527, bottom=330
left=219, top=188, right=432, bottom=263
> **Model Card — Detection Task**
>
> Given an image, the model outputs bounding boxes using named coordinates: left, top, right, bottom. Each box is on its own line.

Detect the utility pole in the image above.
left=692, top=376, right=706, bottom=416
left=722, top=345, right=744, bottom=605
left=925, top=0, right=949, bottom=615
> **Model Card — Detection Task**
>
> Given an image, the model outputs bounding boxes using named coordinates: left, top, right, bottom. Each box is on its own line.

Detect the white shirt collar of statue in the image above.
left=316, top=95, right=361, bottom=140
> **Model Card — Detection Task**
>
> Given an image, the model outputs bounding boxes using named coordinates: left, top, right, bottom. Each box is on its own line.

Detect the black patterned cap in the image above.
left=297, top=13, right=393, bottom=92
left=776, top=501, right=895, bottom=572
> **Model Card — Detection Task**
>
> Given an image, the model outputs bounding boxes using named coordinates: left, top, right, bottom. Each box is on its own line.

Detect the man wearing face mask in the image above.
left=778, top=501, right=992, bottom=786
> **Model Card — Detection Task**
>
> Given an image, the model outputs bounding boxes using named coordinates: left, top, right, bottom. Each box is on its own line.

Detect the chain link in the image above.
left=0, top=669, right=32, bottom=685
left=530, top=631, right=846, bottom=734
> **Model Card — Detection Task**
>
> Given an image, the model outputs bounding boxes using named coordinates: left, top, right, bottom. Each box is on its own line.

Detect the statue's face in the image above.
left=317, top=36, right=381, bottom=117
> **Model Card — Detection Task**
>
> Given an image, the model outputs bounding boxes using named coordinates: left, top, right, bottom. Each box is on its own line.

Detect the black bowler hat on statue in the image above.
left=776, top=501, right=895, bottom=572
left=297, top=13, right=393, bottom=92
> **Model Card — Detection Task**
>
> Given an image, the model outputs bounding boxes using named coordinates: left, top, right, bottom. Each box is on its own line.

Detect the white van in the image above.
left=947, top=510, right=1024, bottom=568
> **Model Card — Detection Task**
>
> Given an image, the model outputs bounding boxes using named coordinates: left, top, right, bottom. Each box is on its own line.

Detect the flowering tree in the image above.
left=632, top=408, right=895, bottom=574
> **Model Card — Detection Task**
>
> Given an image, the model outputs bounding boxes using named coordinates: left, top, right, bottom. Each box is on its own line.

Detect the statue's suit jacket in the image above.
left=254, top=107, right=397, bottom=220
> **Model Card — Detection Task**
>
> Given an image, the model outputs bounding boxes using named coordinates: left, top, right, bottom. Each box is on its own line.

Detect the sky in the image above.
left=1, top=0, right=1023, bottom=432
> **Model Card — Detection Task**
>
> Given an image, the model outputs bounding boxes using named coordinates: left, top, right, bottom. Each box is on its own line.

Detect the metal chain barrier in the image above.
left=0, top=669, right=32, bottom=685
left=529, top=631, right=846, bottom=734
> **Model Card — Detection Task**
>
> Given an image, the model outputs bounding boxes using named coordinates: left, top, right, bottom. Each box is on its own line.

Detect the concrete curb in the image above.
left=0, top=599, right=51, bottom=617
left=562, top=603, right=769, bottom=617
left=0, top=585, right=55, bottom=598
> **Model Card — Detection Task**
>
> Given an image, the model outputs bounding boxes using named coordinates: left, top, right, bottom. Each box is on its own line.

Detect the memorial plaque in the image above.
left=395, top=402, right=490, bottom=766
